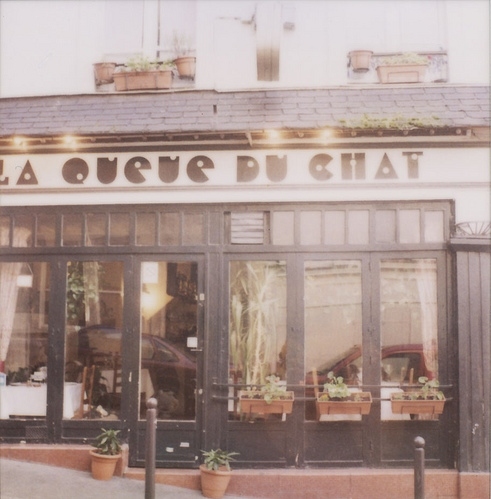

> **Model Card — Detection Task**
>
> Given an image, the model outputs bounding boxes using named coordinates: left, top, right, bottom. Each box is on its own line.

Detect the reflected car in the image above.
left=306, top=343, right=436, bottom=390
left=76, top=325, right=197, bottom=417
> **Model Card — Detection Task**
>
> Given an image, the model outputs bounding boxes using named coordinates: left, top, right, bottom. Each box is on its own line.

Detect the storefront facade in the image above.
left=0, top=87, right=489, bottom=479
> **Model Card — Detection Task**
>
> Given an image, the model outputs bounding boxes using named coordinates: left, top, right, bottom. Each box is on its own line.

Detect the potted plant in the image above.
left=391, top=376, right=446, bottom=415
left=316, top=372, right=372, bottom=417
left=113, top=55, right=174, bottom=91
left=89, top=428, right=122, bottom=480
left=200, top=449, right=239, bottom=499
left=239, top=374, right=294, bottom=416
left=93, top=62, right=117, bottom=85
left=172, top=31, right=196, bottom=79
left=376, top=52, right=430, bottom=83
left=348, top=50, right=373, bottom=73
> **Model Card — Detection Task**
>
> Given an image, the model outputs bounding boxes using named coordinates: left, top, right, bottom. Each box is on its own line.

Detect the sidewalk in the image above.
left=0, top=459, right=255, bottom=499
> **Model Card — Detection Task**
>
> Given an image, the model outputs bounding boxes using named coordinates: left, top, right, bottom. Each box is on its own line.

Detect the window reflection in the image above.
left=64, top=261, right=124, bottom=420
left=380, top=259, right=439, bottom=421
left=140, top=262, right=198, bottom=421
left=0, top=262, right=50, bottom=419
left=228, top=261, right=287, bottom=421
left=304, top=261, right=363, bottom=421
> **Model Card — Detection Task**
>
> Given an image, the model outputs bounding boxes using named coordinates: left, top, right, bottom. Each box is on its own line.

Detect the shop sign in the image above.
left=0, top=148, right=487, bottom=190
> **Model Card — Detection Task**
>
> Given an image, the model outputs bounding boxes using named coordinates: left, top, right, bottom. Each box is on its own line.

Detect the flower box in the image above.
left=238, top=390, right=294, bottom=415
left=376, top=64, right=427, bottom=84
left=113, top=70, right=173, bottom=91
left=316, top=392, right=372, bottom=416
left=390, top=393, right=445, bottom=415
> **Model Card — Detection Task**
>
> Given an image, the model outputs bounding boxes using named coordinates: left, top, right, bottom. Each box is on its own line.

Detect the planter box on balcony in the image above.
left=376, top=64, right=427, bottom=83
left=113, top=70, right=173, bottom=91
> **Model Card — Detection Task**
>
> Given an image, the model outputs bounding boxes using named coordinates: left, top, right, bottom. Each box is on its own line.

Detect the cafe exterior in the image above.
left=0, top=1, right=489, bottom=497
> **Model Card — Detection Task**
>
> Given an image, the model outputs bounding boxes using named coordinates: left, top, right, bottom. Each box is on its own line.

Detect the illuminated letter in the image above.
left=309, top=154, right=333, bottom=181
left=266, top=155, right=287, bottom=182
left=237, top=156, right=259, bottom=182
left=402, top=151, right=423, bottom=178
left=341, top=153, right=366, bottom=179
left=124, top=156, right=151, bottom=184
left=97, top=157, right=117, bottom=184
left=187, top=155, right=214, bottom=183
left=62, top=158, right=88, bottom=184
left=158, top=156, right=179, bottom=183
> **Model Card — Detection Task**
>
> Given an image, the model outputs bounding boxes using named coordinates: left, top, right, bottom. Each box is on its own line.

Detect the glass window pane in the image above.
left=324, top=211, right=345, bottom=245
left=62, top=214, right=83, bottom=246
left=375, top=210, right=396, bottom=243
left=136, top=213, right=156, bottom=246
left=140, top=261, right=198, bottom=421
left=380, top=259, right=439, bottom=421
left=348, top=210, right=369, bottom=245
left=229, top=261, right=287, bottom=421
left=182, top=213, right=204, bottom=245
left=109, top=213, right=130, bottom=246
left=0, top=216, right=10, bottom=246
left=86, top=213, right=107, bottom=246
left=64, top=261, right=124, bottom=420
left=305, top=260, right=363, bottom=421
left=0, top=262, right=50, bottom=420
left=13, top=215, right=33, bottom=247
left=300, top=211, right=321, bottom=245
left=272, top=211, right=294, bottom=245
left=399, top=210, right=420, bottom=244
left=160, top=213, right=180, bottom=246
left=424, top=211, right=444, bottom=242
left=36, top=214, right=56, bottom=247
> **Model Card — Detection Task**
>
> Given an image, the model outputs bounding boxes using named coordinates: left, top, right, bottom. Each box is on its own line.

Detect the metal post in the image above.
left=414, top=436, right=425, bottom=499
left=145, top=397, right=157, bottom=499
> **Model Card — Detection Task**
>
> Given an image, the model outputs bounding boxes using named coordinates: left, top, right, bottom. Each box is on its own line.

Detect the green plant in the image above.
left=92, top=428, right=122, bottom=455
left=378, top=52, right=430, bottom=66
left=338, top=113, right=443, bottom=131
left=118, top=55, right=175, bottom=73
left=172, top=31, right=193, bottom=58
left=321, top=371, right=351, bottom=400
left=201, top=449, right=239, bottom=471
left=392, top=376, right=445, bottom=401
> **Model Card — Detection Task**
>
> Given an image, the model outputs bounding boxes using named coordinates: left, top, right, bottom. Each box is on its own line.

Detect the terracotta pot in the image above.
left=239, top=391, right=294, bottom=415
left=90, top=450, right=121, bottom=480
left=93, top=63, right=116, bottom=84
left=316, top=392, right=372, bottom=417
left=174, top=56, right=196, bottom=79
left=113, top=70, right=173, bottom=91
left=348, top=50, right=373, bottom=73
left=200, top=464, right=232, bottom=499
left=376, top=64, right=427, bottom=83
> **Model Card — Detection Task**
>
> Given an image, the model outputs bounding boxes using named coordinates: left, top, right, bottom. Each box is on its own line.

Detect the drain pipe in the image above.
left=145, top=398, right=157, bottom=499
left=414, top=436, right=425, bottom=499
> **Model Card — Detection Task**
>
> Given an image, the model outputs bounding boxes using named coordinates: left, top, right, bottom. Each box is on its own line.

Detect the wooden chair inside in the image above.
left=76, top=365, right=96, bottom=419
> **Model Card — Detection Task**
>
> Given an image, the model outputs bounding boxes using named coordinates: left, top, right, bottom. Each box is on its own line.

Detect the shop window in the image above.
left=399, top=210, right=421, bottom=244
left=109, top=213, right=131, bottom=246
left=348, top=210, right=370, bottom=245
left=136, top=213, right=157, bottom=246
left=35, top=214, right=56, bottom=247
left=375, top=210, right=396, bottom=243
left=304, top=260, right=363, bottom=421
left=228, top=260, right=287, bottom=421
left=64, top=261, right=124, bottom=420
left=13, top=215, right=33, bottom=247
left=62, top=214, right=83, bottom=247
left=324, top=211, right=345, bottom=245
left=0, top=262, right=50, bottom=420
left=300, top=211, right=322, bottom=245
left=160, top=212, right=180, bottom=246
left=86, top=213, right=107, bottom=246
left=0, top=216, right=10, bottom=247
left=271, top=211, right=294, bottom=245
left=182, top=213, right=204, bottom=245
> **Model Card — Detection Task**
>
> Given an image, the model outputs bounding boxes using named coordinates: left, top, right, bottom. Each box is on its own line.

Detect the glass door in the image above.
left=130, top=258, right=203, bottom=467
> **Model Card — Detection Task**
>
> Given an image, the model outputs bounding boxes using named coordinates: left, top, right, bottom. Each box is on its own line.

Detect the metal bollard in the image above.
left=414, top=436, right=425, bottom=499
left=145, top=397, right=157, bottom=499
